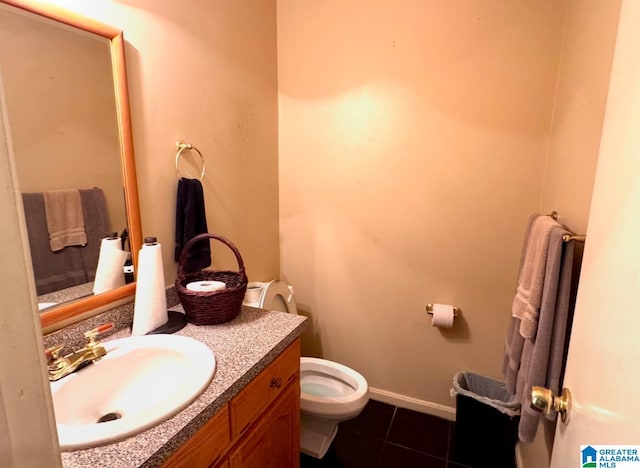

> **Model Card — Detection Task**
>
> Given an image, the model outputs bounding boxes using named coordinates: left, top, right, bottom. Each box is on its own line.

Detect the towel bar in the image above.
left=562, top=234, right=586, bottom=242
left=548, top=211, right=586, bottom=243
left=175, top=140, right=205, bottom=181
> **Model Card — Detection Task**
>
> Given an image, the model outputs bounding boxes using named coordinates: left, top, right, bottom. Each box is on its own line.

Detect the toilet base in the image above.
left=300, top=413, right=338, bottom=459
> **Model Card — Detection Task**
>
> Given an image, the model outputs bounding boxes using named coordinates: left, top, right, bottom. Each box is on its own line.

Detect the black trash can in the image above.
left=450, top=372, right=520, bottom=468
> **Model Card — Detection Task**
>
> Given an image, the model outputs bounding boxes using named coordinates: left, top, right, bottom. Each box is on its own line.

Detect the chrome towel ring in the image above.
left=175, top=140, right=205, bottom=181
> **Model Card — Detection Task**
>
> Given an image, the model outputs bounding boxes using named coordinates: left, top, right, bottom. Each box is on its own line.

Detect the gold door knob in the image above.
left=531, top=386, right=572, bottom=423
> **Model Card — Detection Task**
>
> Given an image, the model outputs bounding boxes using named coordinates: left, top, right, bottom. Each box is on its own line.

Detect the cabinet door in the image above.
left=229, top=379, right=300, bottom=468
left=162, top=406, right=230, bottom=468
left=230, top=339, right=300, bottom=439
left=212, top=458, right=230, bottom=468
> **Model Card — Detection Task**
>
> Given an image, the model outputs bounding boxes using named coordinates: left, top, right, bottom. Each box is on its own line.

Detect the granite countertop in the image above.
left=59, top=305, right=307, bottom=467
left=38, top=282, right=94, bottom=311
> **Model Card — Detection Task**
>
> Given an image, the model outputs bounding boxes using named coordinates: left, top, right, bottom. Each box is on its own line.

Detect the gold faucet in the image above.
left=46, top=323, right=114, bottom=381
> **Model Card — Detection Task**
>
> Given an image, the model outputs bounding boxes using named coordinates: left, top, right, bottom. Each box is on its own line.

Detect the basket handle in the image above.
left=177, top=233, right=247, bottom=281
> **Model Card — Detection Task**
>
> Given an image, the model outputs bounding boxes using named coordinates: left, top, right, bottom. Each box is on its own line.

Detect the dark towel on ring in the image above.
left=174, top=178, right=211, bottom=273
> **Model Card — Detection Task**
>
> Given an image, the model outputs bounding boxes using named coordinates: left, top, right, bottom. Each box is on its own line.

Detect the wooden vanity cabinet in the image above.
left=227, top=379, right=299, bottom=468
left=162, top=406, right=230, bottom=468
left=163, top=339, right=301, bottom=468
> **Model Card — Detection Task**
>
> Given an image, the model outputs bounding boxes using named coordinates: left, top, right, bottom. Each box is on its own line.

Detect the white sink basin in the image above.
left=50, top=334, right=215, bottom=451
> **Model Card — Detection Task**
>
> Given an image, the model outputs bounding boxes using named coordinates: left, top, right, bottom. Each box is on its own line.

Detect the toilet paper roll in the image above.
left=186, top=280, right=226, bottom=292
left=93, top=237, right=128, bottom=295
left=131, top=241, right=167, bottom=336
left=431, top=303, right=455, bottom=328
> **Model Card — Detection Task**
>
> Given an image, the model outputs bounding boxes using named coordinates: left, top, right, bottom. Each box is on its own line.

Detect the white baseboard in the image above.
left=369, top=387, right=456, bottom=421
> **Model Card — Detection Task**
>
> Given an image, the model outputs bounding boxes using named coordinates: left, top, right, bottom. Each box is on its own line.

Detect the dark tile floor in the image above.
left=300, top=400, right=473, bottom=468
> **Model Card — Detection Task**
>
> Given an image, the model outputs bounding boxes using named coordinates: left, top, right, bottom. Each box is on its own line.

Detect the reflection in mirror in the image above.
left=2, top=7, right=126, bottom=306
left=0, top=0, right=141, bottom=331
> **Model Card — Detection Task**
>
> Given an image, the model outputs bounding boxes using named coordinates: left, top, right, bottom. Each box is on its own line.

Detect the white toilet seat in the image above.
left=258, top=280, right=298, bottom=315
left=300, top=357, right=369, bottom=420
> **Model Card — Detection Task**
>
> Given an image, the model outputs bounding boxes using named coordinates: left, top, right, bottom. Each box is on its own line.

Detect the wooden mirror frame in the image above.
left=1, top=0, right=142, bottom=331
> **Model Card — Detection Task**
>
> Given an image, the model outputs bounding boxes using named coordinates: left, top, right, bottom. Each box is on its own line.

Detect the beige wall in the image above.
left=522, top=0, right=621, bottom=467
left=56, top=0, right=280, bottom=284
left=539, top=0, right=621, bottom=234
left=278, top=0, right=564, bottom=413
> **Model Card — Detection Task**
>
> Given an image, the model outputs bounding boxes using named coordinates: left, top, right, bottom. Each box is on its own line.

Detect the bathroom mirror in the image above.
left=0, top=0, right=141, bottom=330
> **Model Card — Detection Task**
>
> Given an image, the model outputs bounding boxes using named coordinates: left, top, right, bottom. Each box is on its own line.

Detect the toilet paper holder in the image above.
left=425, top=303, right=462, bottom=318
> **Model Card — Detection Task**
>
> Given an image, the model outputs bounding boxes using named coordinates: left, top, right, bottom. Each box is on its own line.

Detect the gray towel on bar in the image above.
left=512, top=215, right=559, bottom=338
left=22, top=188, right=112, bottom=295
left=43, top=189, right=88, bottom=251
left=22, top=192, right=87, bottom=295
left=78, top=188, right=112, bottom=280
left=513, top=227, right=575, bottom=443
left=503, top=317, right=525, bottom=392
left=503, top=213, right=538, bottom=390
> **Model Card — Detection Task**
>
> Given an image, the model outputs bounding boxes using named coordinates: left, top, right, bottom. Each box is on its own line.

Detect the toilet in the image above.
left=244, top=280, right=369, bottom=459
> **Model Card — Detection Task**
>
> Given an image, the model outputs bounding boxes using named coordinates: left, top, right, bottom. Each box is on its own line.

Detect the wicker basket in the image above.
left=175, top=233, right=248, bottom=325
